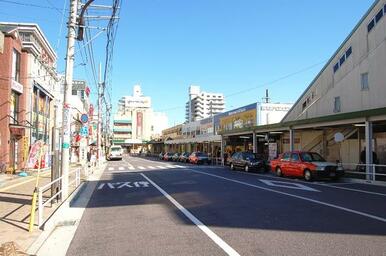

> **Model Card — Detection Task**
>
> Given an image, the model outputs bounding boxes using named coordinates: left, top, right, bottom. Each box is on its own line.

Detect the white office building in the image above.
left=113, top=85, right=168, bottom=149
left=185, top=85, right=225, bottom=122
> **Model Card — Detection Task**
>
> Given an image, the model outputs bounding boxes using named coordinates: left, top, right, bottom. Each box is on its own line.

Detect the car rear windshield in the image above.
left=111, top=148, right=121, bottom=152
left=300, top=152, right=326, bottom=162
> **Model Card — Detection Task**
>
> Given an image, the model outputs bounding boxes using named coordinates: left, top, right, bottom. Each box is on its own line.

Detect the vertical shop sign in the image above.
left=137, top=112, right=143, bottom=138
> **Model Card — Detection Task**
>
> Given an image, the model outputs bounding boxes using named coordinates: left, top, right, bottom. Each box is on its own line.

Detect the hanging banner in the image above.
left=26, top=140, right=46, bottom=169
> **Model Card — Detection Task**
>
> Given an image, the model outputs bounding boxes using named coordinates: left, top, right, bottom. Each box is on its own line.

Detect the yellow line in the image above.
left=0, top=173, right=51, bottom=192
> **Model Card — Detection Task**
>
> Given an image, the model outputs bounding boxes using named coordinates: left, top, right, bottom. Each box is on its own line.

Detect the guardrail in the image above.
left=37, top=167, right=81, bottom=228
left=339, top=162, right=386, bottom=182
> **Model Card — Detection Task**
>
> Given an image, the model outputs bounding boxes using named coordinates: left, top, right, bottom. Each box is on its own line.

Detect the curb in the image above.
left=27, top=164, right=106, bottom=255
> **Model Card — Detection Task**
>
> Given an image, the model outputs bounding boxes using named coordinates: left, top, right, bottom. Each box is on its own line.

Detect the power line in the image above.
left=153, top=59, right=328, bottom=113
left=0, top=0, right=66, bottom=11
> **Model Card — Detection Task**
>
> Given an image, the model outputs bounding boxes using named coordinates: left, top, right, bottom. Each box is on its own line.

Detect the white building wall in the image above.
left=186, top=85, right=225, bottom=122
left=284, top=0, right=386, bottom=122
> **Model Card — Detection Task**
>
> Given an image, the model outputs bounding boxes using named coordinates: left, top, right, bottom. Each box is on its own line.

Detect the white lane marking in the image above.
left=138, top=166, right=145, bottom=170
left=140, top=173, right=240, bottom=256
left=235, top=170, right=386, bottom=197
left=187, top=169, right=386, bottom=223
left=314, top=183, right=386, bottom=197
left=118, top=167, right=125, bottom=171
left=175, top=165, right=184, bottom=168
left=129, top=166, right=135, bottom=170
left=157, top=166, right=166, bottom=169
left=108, top=167, right=114, bottom=171
left=259, top=179, right=320, bottom=192
left=148, top=166, right=156, bottom=169
left=166, top=165, right=176, bottom=168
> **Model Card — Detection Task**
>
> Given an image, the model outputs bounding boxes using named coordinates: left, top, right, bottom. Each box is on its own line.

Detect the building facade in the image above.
left=0, top=23, right=58, bottom=172
left=113, top=85, right=168, bottom=152
left=185, top=85, right=225, bottom=122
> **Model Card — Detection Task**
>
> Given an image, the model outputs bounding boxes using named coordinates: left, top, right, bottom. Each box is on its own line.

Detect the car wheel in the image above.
left=230, top=163, right=235, bottom=170
left=304, top=169, right=313, bottom=181
left=244, top=165, right=249, bottom=172
left=276, top=167, right=282, bottom=177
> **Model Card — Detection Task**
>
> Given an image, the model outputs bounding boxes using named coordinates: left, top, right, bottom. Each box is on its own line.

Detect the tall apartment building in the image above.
left=185, top=85, right=225, bottom=122
left=113, top=85, right=168, bottom=150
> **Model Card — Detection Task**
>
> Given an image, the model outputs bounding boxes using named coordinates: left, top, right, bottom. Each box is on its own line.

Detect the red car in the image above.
left=189, top=152, right=210, bottom=164
left=270, top=151, right=344, bottom=181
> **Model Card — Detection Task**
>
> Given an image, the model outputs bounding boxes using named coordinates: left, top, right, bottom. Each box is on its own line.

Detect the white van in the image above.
left=108, top=145, right=123, bottom=160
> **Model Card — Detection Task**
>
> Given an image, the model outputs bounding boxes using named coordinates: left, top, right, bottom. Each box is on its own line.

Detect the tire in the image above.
left=276, top=167, right=282, bottom=177
left=230, top=163, right=235, bottom=170
left=304, top=169, right=313, bottom=181
left=244, top=165, right=249, bottom=172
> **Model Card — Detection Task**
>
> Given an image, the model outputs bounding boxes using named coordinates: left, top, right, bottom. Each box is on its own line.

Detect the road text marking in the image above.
left=259, top=179, right=320, bottom=192
left=97, top=181, right=150, bottom=190
left=140, top=173, right=240, bottom=256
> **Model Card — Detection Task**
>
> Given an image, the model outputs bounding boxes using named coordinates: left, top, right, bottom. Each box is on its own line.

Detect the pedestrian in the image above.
left=87, top=150, right=91, bottom=167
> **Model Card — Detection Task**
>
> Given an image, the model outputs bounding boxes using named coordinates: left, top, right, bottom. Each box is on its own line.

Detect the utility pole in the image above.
left=97, top=62, right=102, bottom=166
left=60, top=0, right=79, bottom=199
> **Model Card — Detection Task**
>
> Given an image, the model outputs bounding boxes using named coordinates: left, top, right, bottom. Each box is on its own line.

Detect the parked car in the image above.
left=179, top=152, right=190, bottom=162
left=163, top=152, right=174, bottom=161
left=229, top=152, right=265, bottom=172
left=189, top=152, right=210, bottom=164
left=107, top=145, right=123, bottom=161
left=158, top=152, right=165, bottom=160
left=172, top=153, right=181, bottom=161
left=270, top=151, right=344, bottom=181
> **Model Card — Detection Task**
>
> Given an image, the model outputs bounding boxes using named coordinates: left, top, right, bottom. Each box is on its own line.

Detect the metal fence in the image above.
left=37, top=167, right=81, bottom=228
left=339, top=163, right=386, bottom=182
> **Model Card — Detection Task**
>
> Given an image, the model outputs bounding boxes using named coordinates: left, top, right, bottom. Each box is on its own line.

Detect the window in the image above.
left=368, top=5, right=385, bottom=33
left=346, top=47, right=352, bottom=58
left=333, top=62, right=339, bottom=73
left=291, top=153, right=300, bottom=162
left=302, top=101, right=307, bottom=111
left=12, top=49, right=21, bottom=82
left=282, top=152, right=290, bottom=161
left=334, top=96, right=341, bottom=113
left=368, top=19, right=375, bottom=32
left=72, top=89, right=77, bottom=95
left=361, top=72, right=369, bottom=91
left=10, top=91, right=19, bottom=124
left=375, top=9, right=383, bottom=23
left=339, top=55, right=346, bottom=66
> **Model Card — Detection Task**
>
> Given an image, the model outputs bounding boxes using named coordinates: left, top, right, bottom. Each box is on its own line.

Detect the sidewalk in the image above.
left=0, top=166, right=82, bottom=253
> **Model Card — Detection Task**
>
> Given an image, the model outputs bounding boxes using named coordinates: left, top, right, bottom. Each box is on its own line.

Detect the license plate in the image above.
left=329, top=173, right=336, bottom=177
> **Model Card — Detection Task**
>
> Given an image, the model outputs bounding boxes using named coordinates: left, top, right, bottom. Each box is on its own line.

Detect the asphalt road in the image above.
left=66, top=155, right=386, bottom=256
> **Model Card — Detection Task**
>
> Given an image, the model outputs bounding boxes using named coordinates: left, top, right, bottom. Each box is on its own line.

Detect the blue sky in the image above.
left=0, top=0, right=375, bottom=125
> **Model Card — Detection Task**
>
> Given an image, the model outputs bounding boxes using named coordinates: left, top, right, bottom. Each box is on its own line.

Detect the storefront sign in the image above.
left=216, top=103, right=257, bottom=133
left=10, top=125, right=25, bottom=137
left=11, top=80, right=23, bottom=94
left=268, top=143, right=277, bottom=160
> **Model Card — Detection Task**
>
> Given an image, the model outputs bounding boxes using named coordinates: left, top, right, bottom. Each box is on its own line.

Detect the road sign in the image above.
left=80, top=113, right=89, bottom=124
left=259, top=179, right=319, bottom=192
left=80, top=125, right=89, bottom=137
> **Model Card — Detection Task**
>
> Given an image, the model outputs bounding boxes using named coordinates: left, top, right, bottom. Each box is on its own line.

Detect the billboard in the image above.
left=214, top=103, right=257, bottom=133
